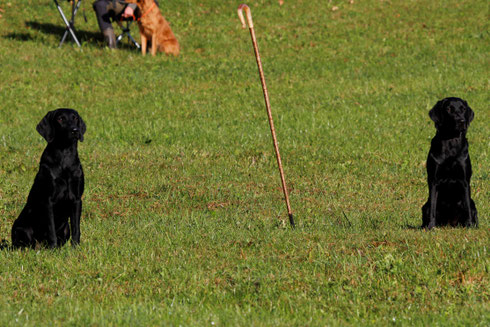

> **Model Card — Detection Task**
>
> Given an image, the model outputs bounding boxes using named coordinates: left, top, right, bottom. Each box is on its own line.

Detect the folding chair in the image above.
left=116, top=18, right=141, bottom=49
left=53, top=0, right=82, bottom=47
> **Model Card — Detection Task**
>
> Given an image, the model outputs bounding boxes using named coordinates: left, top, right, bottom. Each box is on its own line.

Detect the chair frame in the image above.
left=53, top=0, right=82, bottom=47
left=116, top=19, right=141, bottom=49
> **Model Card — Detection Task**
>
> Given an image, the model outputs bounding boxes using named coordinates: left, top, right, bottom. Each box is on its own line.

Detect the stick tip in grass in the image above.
left=288, top=213, right=296, bottom=228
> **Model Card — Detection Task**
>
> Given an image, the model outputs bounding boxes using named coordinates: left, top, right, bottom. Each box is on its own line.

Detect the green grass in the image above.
left=0, top=0, right=488, bottom=325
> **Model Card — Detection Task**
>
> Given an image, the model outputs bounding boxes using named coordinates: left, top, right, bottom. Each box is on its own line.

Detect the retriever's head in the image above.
left=429, top=97, right=474, bottom=134
left=37, top=108, right=86, bottom=144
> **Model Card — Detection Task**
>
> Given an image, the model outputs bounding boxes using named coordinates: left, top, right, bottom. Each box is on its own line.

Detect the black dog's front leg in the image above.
left=462, top=183, right=476, bottom=227
left=70, top=200, right=82, bottom=246
left=427, top=183, right=438, bottom=229
left=46, top=199, right=58, bottom=248
left=425, top=159, right=439, bottom=230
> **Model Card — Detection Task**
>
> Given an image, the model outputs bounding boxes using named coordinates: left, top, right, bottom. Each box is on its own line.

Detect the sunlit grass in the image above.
left=0, top=0, right=488, bottom=325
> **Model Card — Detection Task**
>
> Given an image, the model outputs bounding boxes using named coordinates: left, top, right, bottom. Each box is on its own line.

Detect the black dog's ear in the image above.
left=429, top=99, right=445, bottom=129
left=36, top=110, right=56, bottom=143
left=78, top=113, right=87, bottom=142
left=463, top=100, right=474, bottom=124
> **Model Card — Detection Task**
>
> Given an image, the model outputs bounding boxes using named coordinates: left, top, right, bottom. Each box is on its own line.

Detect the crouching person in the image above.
left=92, top=0, right=137, bottom=48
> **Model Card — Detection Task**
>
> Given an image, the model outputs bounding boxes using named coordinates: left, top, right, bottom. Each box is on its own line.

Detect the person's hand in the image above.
left=122, top=6, right=134, bottom=19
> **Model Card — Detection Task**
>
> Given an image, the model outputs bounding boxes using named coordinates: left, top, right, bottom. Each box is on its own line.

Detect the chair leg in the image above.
left=116, top=21, right=141, bottom=49
left=116, top=21, right=125, bottom=44
left=116, top=33, right=124, bottom=43
left=128, top=33, right=141, bottom=49
left=54, top=0, right=82, bottom=47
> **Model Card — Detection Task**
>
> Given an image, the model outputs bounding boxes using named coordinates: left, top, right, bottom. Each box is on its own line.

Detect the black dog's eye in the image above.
left=57, top=117, right=64, bottom=123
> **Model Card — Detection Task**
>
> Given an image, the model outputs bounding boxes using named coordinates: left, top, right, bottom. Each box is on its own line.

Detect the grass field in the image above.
left=0, top=0, right=488, bottom=325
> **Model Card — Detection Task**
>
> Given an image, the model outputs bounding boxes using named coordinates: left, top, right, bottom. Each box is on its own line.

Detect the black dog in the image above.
left=422, top=97, right=478, bottom=229
left=11, top=108, right=86, bottom=248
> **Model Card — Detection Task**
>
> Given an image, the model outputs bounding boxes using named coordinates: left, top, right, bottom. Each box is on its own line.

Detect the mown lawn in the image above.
left=0, top=0, right=488, bottom=325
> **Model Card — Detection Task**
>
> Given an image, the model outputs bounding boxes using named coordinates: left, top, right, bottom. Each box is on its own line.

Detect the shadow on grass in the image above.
left=3, top=21, right=140, bottom=52
left=5, top=21, right=140, bottom=51
left=3, top=32, right=35, bottom=42
left=25, top=21, right=101, bottom=44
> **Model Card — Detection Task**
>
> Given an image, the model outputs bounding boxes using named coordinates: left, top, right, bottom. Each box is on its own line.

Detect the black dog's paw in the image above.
left=0, top=239, right=10, bottom=250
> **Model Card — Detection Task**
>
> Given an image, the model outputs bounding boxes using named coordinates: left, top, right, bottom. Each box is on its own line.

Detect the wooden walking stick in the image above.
left=237, top=4, right=295, bottom=228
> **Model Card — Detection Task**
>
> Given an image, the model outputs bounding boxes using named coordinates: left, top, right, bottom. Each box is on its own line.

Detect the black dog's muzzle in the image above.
left=70, top=127, right=81, bottom=139
left=455, top=119, right=467, bottom=132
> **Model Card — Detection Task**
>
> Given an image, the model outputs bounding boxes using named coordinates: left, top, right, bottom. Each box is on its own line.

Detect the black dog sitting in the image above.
left=11, top=108, right=86, bottom=248
left=422, top=97, right=478, bottom=229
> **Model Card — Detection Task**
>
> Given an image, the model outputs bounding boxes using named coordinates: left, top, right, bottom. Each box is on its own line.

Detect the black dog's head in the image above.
left=429, top=97, right=474, bottom=134
left=36, top=108, right=86, bottom=144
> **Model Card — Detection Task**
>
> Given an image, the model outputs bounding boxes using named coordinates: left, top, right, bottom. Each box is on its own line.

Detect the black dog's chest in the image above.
left=54, top=176, right=71, bottom=200
left=441, top=138, right=465, bottom=158
left=51, top=166, right=83, bottom=201
left=429, top=136, right=469, bottom=183
left=435, top=159, right=466, bottom=182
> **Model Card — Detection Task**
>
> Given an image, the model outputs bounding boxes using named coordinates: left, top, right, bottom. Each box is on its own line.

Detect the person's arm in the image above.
left=121, top=4, right=137, bottom=18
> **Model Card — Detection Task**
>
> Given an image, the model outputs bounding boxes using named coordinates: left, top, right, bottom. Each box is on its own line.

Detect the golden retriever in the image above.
left=125, top=0, right=179, bottom=56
